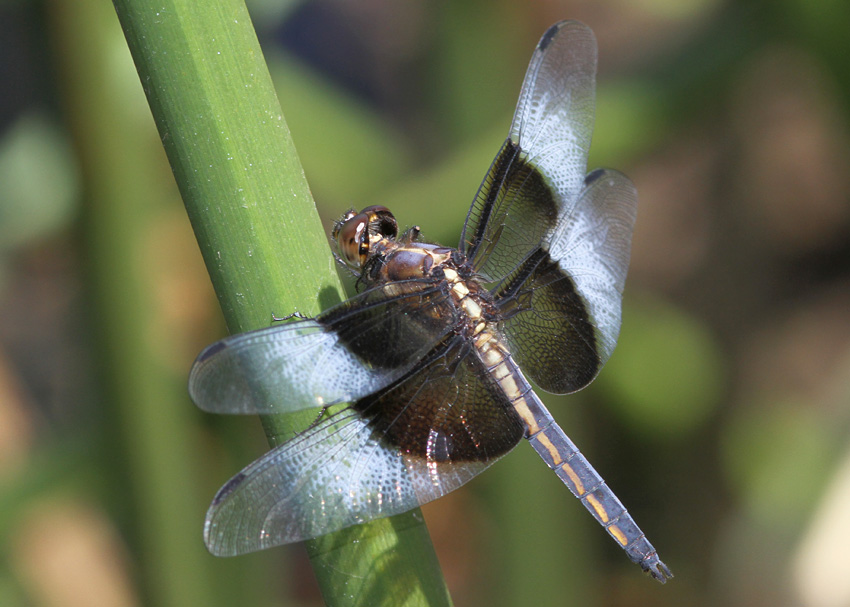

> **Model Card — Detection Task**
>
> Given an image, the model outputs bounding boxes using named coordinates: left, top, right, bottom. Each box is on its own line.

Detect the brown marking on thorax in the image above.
left=379, top=243, right=454, bottom=283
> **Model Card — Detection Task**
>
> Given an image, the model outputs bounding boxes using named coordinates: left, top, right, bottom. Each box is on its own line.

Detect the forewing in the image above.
left=497, top=169, right=637, bottom=393
left=460, top=20, right=597, bottom=282
left=189, top=280, right=458, bottom=415
left=204, top=339, right=525, bottom=556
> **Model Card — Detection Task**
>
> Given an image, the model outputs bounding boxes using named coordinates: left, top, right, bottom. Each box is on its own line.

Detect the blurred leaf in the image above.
left=377, top=125, right=505, bottom=246
left=57, top=0, right=270, bottom=604
left=0, top=113, right=78, bottom=251
left=722, top=401, right=838, bottom=529
left=0, top=438, right=90, bottom=549
left=0, top=573, right=27, bottom=607
left=596, top=295, right=724, bottom=438
left=268, top=52, right=411, bottom=206
left=246, top=0, right=302, bottom=29
left=630, top=0, right=722, bottom=19
left=593, top=81, right=668, bottom=167
left=429, top=0, right=526, bottom=143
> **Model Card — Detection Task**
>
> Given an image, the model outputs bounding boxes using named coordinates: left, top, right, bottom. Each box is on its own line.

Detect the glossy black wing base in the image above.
left=487, top=168, right=637, bottom=394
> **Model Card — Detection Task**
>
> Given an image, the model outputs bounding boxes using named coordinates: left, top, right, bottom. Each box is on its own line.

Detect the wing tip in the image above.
left=212, top=471, right=247, bottom=505
left=584, top=167, right=607, bottom=186
left=203, top=523, right=237, bottom=558
left=204, top=472, right=248, bottom=557
left=538, top=22, right=563, bottom=51
left=538, top=20, right=595, bottom=52
left=196, top=340, right=228, bottom=364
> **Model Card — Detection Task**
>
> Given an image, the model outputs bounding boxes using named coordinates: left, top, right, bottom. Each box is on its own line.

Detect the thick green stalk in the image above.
left=111, top=0, right=451, bottom=604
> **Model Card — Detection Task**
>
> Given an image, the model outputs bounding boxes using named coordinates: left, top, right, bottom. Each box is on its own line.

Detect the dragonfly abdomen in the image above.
left=496, top=354, right=673, bottom=583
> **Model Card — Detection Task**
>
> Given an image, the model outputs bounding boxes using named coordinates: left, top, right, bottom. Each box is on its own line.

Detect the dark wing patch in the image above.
left=319, top=278, right=458, bottom=370
left=496, top=248, right=600, bottom=394
left=493, top=169, right=637, bottom=392
left=461, top=140, right=559, bottom=282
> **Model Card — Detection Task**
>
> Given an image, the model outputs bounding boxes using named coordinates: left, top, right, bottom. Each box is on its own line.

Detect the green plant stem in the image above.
left=112, top=0, right=452, bottom=604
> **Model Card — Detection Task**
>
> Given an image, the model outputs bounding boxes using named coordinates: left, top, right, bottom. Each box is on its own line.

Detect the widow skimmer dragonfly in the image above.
left=189, top=20, right=671, bottom=583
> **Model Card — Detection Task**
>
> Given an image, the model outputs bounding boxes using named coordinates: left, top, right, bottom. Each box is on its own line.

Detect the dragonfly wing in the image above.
left=204, top=339, right=525, bottom=556
left=461, top=21, right=597, bottom=283
left=189, top=280, right=458, bottom=415
left=497, top=169, right=637, bottom=393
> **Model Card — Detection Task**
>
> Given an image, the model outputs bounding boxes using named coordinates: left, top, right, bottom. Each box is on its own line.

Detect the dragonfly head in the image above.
left=333, top=206, right=398, bottom=269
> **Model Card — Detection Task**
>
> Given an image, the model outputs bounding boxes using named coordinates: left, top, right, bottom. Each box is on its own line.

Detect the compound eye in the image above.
left=335, top=212, right=369, bottom=268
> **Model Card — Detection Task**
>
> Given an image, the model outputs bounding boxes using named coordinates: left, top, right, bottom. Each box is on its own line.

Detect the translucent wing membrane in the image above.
left=204, top=339, right=524, bottom=556
left=189, top=280, right=458, bottom=415
left=497, top=169, right=637, bottom=393
left=545, top=169, right=637, bottom=366
left=509, top=21, right=596, bottom=199
left=462, top=141, right=559, bottom=282
left=205, top=409, right=414, bottom=556
left=461, top=20, right=597, bottom=283
left=458, top=20, right=635, bottom=392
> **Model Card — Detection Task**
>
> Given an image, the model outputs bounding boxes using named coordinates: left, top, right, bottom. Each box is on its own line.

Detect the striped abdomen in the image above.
left=477, top=336, right=672, bottom=583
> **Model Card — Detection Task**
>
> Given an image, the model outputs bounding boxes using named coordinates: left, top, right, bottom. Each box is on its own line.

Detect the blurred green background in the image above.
left=2, top=0, right=850, bottom=606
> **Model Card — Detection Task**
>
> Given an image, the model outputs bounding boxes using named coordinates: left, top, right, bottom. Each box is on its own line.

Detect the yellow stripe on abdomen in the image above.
left=585, top=493, right=609, bottom=523
left=512, top=398, right=541, bottom=436
left=560, top=462, right=585, bottom=496
left=608, top=524, right=629, bottom=546
left=534, top=432, right=562, bottom=467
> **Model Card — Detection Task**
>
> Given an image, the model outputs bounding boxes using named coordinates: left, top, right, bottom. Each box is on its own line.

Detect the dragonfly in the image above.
left=189, top=20, right=671, bottom=583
